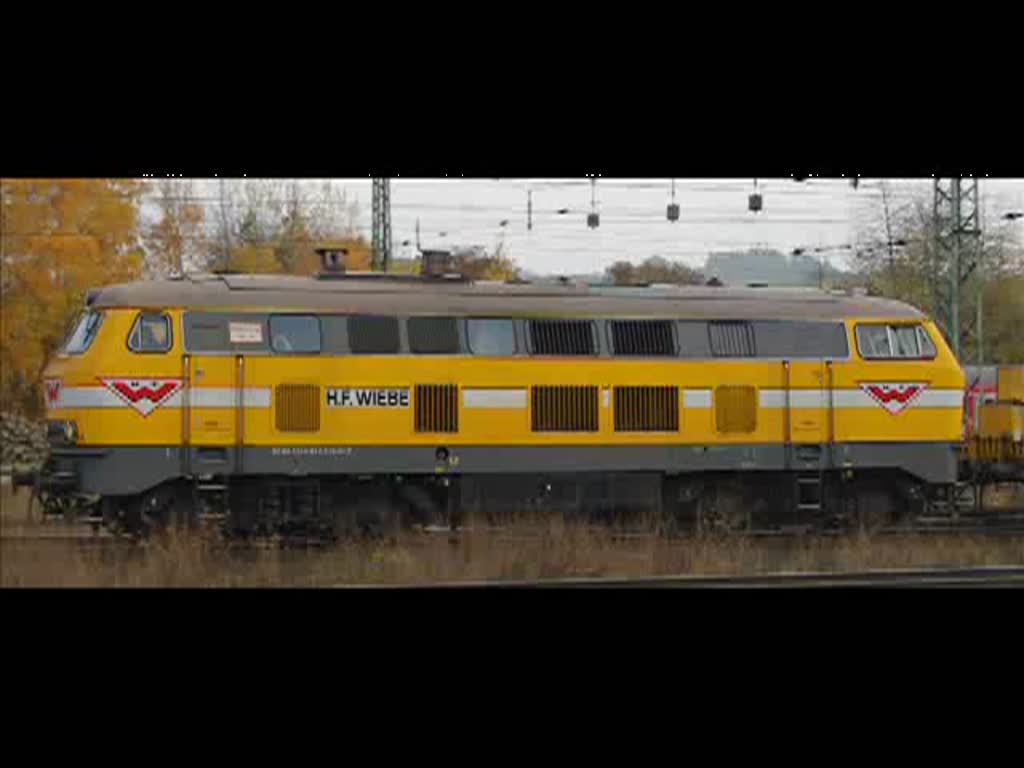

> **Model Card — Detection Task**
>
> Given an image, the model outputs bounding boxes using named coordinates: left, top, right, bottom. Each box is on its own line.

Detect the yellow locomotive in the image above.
left=32, top=252, right=970, bottom=537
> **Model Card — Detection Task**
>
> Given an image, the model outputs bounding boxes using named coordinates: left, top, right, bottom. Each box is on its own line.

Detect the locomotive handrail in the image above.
left=783, top=360, right=792, bottom=471
left=49, top=447, right=109, bottom=458
left=826, top=360, right=835, bottom=445
left=182, top=353, right=191, bottom=477
left=236, top=354, right=245, bottom=474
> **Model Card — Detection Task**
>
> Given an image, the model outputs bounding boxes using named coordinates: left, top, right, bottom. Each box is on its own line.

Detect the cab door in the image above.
left=182, top=312, right=267, bottom=475
left=789, top=359, right=831, bottom=446
left=185, top=353, right=242, bottom=474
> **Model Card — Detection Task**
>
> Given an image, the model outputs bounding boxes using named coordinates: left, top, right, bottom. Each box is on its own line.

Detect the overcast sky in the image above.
left=194, top=178, right=1024, bottom=276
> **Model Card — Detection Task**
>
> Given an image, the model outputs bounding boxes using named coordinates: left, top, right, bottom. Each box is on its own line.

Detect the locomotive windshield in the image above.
left=62, top=310, right=103, bottom=355
left=856, top=323, right=937, bottom=360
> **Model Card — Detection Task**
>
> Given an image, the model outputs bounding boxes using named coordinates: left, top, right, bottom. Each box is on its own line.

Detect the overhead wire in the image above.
left=8, top=179, right=1015, bottom=274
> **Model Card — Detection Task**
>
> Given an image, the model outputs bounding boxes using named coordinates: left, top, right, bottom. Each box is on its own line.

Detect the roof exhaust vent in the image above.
left=315, top=247, right=348, bottom=279
left=421, top=249, right=457, bottom=278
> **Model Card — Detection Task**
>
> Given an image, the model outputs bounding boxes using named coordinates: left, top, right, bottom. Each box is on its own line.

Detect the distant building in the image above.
left=703, top=248, right=845, bottom=287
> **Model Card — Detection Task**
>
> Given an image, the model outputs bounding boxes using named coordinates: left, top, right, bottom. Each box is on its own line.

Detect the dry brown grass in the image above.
left=3, top=483, right=1023, bottom=587
left=986, top=483, right=1024, bottom=508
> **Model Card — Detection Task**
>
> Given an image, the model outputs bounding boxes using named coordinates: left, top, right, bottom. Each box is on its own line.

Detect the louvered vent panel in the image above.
left=531, top=386, right=599, bottom=432
left=275, top=384, right=321, bottom=432
left=715, top=386, right=757, bottom=433
left=709, top=322, right=756, bottom=357
left=529, top=320, right=594, bottom=356
left=610, top=320, right=675, bottom=356
left=614, top=386, right=679, bottom=432
left=415, top=384, right=459, bottom=433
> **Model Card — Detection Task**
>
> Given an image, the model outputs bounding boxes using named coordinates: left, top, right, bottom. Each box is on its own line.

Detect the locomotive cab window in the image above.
left=856, top=323, right=936, bottom=360
left=917, top=326, right=937, bottom=358
left=128, top=313, right=172, bottom=353
left=63, top=310, right=104, bottom=355
left=467, top=318, right=516, bottom=356
left=270, top=315, right=321, bottom=354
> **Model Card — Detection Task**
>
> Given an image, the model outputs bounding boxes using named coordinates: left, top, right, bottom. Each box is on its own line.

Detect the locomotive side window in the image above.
left=183, top=312, right=270, bottom=352
left=63, top=310, right=104, bottom=355
left=348, top=316, right=400, bottom=354
left=856, top=323, right=936, bottom=360
left=677, top=321, right=712, bottom=358
left=753, top=321, right=850, bottom=359
left=270, top=315, right=321, bottom=354
left=408, top=316, right=460, bottom=354
left=467, top=319, right=516, bottom=356
left=128, top=313, right=172, bottom=353
left=319, top=315, right=348, bottom=354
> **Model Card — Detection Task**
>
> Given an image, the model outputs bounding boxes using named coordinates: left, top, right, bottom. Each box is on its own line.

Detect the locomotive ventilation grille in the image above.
left=709, top=321, right=756, bottom=357
left=275, top=384, right=321, bottom=432
left=529, top=320, right=595, bottom=356
left=614, top=386, right=679, bottom=432
left=715, top=386, right=757, bottom=433
left=415, top=384, right=459, bottom=433
left=610, top=320, right=676, bottom=356
left=531, top=386, right=599, bottom=432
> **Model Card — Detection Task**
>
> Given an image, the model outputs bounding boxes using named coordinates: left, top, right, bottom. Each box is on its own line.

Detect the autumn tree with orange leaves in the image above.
left=1, top=178, right=145, bottom=415
left=447, top=242, right=521, bottom=281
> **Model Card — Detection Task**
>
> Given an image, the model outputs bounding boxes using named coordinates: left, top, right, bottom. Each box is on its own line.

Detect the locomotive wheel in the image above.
left=163, top=483, right=197, bottom=531
left=325, top=484, right=406, bottom=541
left=136, top=482, right=197, bottom=537
left=696, top=482, right=750, bottom=536
left=331, top=498, right=358, bottom=539
left=854, top=487, right=896, bottom=534
left=227, top=483, right=264, bottom=539
left=38, top=491, right=77, bottom=523
left=657, top=476, right=691, bottom=537
left=397, top=484, right=442, bottom=529
left=357, top=494, right=401, bottom=540
left=114, top=495, right=151, bottom=539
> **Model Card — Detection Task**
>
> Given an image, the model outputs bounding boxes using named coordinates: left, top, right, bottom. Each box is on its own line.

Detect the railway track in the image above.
left=0, top=533, right=132, bottom=547
left=360, top=566, right=1024, bottom=589
left=6, top=513, right=1024, bottom=548
left=5, top=527, right=1021, bottom=588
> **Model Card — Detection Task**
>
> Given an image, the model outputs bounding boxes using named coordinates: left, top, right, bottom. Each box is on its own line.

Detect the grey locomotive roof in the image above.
left=89, top=272, right=926, bottom=321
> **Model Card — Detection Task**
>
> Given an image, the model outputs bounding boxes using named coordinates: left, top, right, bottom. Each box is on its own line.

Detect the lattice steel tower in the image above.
left=932, top=178, right=982, bottom=360
left=372, top=178, right=392, bottom=271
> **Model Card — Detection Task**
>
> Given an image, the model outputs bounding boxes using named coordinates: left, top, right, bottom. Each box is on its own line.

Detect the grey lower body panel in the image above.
left=51, top=447, right=183, bottom=497
left=58, top=442, right=962, bottom=495
left=242, top=443, right=960, bottom=485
